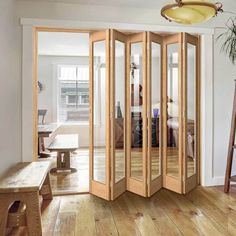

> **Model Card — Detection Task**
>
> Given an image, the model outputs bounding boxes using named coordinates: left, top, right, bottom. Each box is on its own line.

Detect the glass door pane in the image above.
left=186, top=43, right=196, bottom=178
left=93, top=40, right=106, bottom=184
left=151, top=42, right=161, bottom=181
left=130, top=42, right=143, bottom=181
left=114, top=40, right=125, bottom=183
left=167, top=43, right=180, bottom=179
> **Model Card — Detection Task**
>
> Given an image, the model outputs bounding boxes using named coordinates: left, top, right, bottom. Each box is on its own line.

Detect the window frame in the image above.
left=57, top=64, right=90, bottom=125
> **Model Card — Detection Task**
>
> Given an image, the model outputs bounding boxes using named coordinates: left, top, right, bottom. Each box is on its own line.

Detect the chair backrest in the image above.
left=38, top=109, right=47, bottom=124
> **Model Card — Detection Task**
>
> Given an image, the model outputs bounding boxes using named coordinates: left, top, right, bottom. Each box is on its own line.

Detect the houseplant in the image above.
left=217, top=17, right=236, bottom=64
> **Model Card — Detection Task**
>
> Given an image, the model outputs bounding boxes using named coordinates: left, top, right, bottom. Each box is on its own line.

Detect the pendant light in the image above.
left=161, top=0, right=223, bottom=25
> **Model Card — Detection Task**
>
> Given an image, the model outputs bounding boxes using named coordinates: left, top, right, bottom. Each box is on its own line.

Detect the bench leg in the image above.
left=64, top=152, right=70, bottom=169
left=25, top=191, right=42, bottom=236
left=40, top=173, right=53, bottom=200
left=0, top=195, right=11, bottom=236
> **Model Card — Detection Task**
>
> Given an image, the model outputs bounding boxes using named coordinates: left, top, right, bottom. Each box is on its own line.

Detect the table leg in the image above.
left=50, top=151, right=77, bottom=173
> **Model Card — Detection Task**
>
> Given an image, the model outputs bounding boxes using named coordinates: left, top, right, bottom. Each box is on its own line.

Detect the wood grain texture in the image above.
left=0, top=162, right=51, bottom=193
left=8, top=186, right=236, bottom=236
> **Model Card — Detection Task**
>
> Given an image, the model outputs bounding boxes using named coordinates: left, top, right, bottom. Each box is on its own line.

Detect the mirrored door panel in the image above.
left=183, top=33, right=199, bottom=193
left=147, top=32, right=163, bottom=197
left=89, top=30, right=110, bottom=200
left=163, top=34, right=183, bottom=193
left=127, top=32, right=147, bottom=197
left=111, top=30, right=127, bottom=200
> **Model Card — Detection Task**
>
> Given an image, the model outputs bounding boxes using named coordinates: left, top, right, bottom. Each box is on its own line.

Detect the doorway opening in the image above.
left=37, top=31, right=90, bottom=195
left=34, top=28, right=200, bottom=200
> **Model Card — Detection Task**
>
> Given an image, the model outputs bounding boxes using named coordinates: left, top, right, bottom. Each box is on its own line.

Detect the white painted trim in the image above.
left=200, top=34, right=214, bottom=186
left=22, top=25, right=35, bottom=162
left=21, top=18, right=215, bottom=186
left=20, top=18, right=214, bottom=35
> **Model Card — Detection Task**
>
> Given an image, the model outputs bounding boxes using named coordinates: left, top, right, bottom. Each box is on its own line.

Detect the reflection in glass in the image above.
left=167, top=43, right=179, bottom=178
left=187, top=43, right=196, bottom=178
left=115, top=40, right=125, bottom=183
left=151, top=42, right=161, bottom=180
left=93, top=40, right=106, bottom=183
left=130, top=42, right=143, bottom=181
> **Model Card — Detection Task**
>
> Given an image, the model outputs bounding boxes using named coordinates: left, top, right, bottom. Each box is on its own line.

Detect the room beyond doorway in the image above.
left=37, top=30, right=91, bottom=195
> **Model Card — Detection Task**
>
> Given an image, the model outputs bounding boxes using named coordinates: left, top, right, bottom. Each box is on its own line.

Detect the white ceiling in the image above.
left=19, top=0, right=236, bottom=9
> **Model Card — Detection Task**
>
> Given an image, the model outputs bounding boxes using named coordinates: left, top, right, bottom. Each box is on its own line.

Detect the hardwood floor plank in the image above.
left=75, top=195, right=96, bottom=236
left=41, top=197, right=61, bottom=236
left=132, top=192, right=183, bottom=236
left=155, top=190, right=213, bottom=236
left=54, top=212, right=77, bottom=236
left=93, top=196, right=118, bottom=236
left=163, top=189, right=229, bottom=236
left=110, top=196, right=142, bottom=236
left=125, top=193, right=161, bottom=236
left=186, top=188, right=231, bottom=231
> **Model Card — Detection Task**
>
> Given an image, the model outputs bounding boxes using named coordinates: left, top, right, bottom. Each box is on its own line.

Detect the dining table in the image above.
left=38, top=123, right=60, bottom=157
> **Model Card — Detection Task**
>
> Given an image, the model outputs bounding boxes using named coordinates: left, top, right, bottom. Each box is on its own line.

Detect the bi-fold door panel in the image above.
left=147, top=32, right=163, bottom=196
left=110, top=30, right=127, bottom=200
left=126, top=32, right=148, bottom=197
left=163, top=33, right=200, bottom=194
left=89, top=30, right=110, bottom=200
left=163, top=33, right=183, bottom=194
left=182, top=33, right=200, bottom=194
left=89, top=30, right=199, bottom=200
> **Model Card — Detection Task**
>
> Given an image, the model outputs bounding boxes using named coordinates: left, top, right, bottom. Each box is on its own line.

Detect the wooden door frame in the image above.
left=162, top=33, right=183, bottom=193
left=146, top=32, right=163, bottom=197
left=33, top=27, right=201, bottom=199
left=110, top=30, right=127, bottom=200
left=182, top=33, right=200, bottom=193
left=89, top=30, right=111, bottom=200
left=126, top=32, right=148, bottom=197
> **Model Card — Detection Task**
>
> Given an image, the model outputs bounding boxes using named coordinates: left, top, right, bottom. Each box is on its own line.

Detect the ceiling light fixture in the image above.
left=161, top=0, right=223, bottom=25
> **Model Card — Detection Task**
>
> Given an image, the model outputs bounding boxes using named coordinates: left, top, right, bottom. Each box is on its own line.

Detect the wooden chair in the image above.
left=38, top=109, right=47, bottom=125
left=38, top=109, right=50, bottom=157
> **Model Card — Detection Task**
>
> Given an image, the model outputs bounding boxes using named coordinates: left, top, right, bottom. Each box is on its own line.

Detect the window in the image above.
left=58, top=65, right=89, bottom=123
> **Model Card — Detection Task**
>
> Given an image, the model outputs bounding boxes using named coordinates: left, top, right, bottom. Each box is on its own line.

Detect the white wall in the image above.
left=0, top=0, right=233, bottom=185
left=213, top=29, right=236, bottom=182
left=0, top=0, right=21, bottom=176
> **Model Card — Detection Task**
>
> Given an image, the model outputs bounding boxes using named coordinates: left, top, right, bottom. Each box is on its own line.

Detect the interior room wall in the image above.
left=213, top=29, right=236, bottom=180
left=13, top=0, right=236, bottom=184
left=0, top=1, right=21, bottom=176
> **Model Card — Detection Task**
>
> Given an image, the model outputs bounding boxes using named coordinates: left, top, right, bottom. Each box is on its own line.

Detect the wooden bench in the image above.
left=0, top=161, right=53, bottom=236
left=48, top=134, right=79, bottom=173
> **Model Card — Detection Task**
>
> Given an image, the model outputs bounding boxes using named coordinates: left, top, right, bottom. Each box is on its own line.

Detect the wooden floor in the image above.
left=49, top=148, right=194, bottom=194
left=8, top=186, right=236, bottom=236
